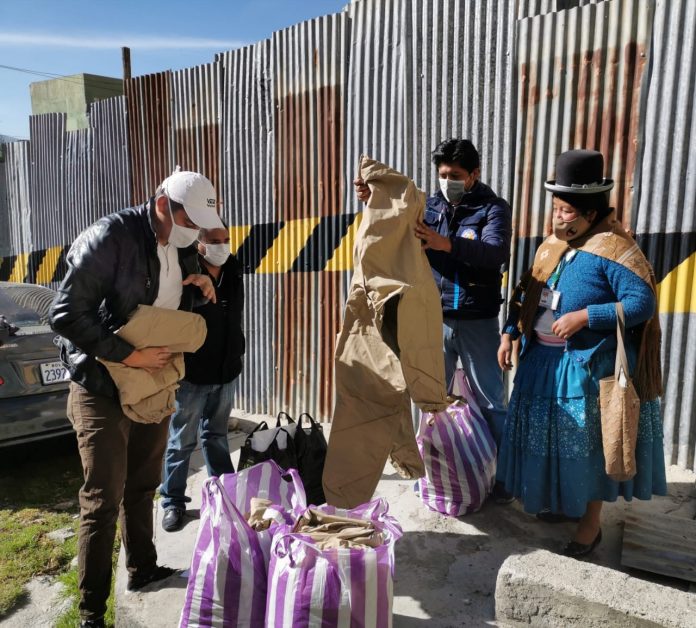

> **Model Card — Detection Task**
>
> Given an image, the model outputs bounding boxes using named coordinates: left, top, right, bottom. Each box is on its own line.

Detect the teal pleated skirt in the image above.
left=496, top=342, right=667, bottom=517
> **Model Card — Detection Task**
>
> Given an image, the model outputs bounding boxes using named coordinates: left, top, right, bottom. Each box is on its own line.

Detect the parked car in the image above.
left=0, top=281, right=72, bottom=446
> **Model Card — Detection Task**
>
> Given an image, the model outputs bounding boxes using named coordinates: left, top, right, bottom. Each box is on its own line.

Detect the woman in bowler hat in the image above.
left=495, top=149, right=666, bottom=557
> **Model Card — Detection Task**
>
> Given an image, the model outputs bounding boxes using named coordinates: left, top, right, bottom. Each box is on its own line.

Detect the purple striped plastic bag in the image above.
left=450, top=367, right=484, bottom=420
left=417, top=371, right=497, bottom=516
left=265, top=499, right=402, bottom=628
left=180, top=460, right=306, bottom=628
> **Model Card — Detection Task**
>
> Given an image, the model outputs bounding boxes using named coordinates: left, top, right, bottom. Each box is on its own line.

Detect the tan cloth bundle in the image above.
left=246, top=498, right=275, bottom=531
left=292, top=509, right=384, bottom=550
left=599, top=302, right=640, bottom=481
left=100, top=305, right=207, bottom=423
left=323, top=155, right=448, bottom=509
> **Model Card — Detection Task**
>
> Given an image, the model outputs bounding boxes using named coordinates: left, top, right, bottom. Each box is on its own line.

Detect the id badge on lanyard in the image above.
left=542, top=251, right=574, bottom=311
left=539, top=287, right=561, bottom=311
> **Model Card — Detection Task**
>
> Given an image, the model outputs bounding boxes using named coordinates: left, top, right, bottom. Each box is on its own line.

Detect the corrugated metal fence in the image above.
left=219, top=41, right=277, bottom=415
left=0, top=0, right=695, bottom=471
left=271, top=13, right=350, bottom=420
left=633, top=0, right=696, bottom=471
left=512, top=0, right=652, bottom=279
left=91, top=96, right=130, bottom=214
left=1, top=142, right=31, bottom=262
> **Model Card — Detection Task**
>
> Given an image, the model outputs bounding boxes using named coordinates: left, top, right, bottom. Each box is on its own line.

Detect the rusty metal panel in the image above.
left=171, top=63, right=221, bottom=193
left=273, top=13, right=347, bottom=221
left=511, top=0, right=652, bottom=282
left=29, top=114, right=66, bottom=250
left=632, top=0, right=696, bottom=471
left=278, top=271, right=349, bottom=420
left=125, top=71, right=173, bottom=205
left=271, top=13, right=350, bottom=421
left=219, top=41, right=277, bottom=415
left=91, top=95, right=130, bottom=214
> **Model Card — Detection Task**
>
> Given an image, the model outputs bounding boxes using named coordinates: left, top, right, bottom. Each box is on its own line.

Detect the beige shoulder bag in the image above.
left=599, top=302, right=640, bottom=482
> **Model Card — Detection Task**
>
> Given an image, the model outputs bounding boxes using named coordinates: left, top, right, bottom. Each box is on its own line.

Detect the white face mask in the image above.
left=439, top=178, right=470, bottom=205
left=202, top=243, right=231, bottom=267
left=167, top=199, right=200, bottom=248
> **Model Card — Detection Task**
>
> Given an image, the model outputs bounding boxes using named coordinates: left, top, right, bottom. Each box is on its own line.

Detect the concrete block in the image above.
left=495, top=549, right=696, bottom=627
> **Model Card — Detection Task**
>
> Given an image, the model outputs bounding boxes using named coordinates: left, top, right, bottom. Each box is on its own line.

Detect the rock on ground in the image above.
left=1, top=576, right=72, bottom=627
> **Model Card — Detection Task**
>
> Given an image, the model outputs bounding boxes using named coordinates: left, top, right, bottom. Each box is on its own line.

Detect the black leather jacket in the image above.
left=49, top=201, right=200, bottom=398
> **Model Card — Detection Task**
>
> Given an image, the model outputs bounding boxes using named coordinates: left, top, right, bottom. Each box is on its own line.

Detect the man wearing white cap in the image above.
left=50, top=169, right=223, bottom=628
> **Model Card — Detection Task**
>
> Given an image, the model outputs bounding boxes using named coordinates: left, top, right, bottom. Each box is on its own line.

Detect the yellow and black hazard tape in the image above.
left=1, top=221, right=694, bottom=314
left=0, top=213, right=363, bottom=285
left=228, top=212, right=361, bottom=273
left=0, top=245, right=71, bottom=285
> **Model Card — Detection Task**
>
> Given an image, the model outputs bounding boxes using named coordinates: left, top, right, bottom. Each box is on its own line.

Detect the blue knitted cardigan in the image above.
left=504, top=250, right=655, bottom=366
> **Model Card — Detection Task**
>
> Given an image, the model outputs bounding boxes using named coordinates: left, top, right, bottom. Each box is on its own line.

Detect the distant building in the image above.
left=30, top=73, right=123, bottom=131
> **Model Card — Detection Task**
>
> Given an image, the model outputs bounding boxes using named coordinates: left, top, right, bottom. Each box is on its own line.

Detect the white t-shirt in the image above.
left=534, top=308, right=565, bottom=346
left=152, top=243, right=183, bottom=310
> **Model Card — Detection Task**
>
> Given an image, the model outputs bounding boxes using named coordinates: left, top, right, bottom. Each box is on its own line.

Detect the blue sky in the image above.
left=0, top=0, right=348, bottom=138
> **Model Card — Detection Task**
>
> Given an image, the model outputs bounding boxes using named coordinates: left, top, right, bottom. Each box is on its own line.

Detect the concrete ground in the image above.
left=114, top=414, right=696, bottom=627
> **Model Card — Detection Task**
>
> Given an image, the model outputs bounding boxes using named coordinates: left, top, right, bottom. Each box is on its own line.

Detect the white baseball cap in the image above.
left=159, top=168, right=224, bottom=230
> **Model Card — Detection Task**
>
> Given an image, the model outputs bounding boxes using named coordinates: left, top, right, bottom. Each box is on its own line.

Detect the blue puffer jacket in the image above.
left=423, top=183, right=512, bottom=319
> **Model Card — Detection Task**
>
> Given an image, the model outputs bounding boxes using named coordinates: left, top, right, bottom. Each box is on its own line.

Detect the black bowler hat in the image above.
left=544, top=149, right=614, bottom=194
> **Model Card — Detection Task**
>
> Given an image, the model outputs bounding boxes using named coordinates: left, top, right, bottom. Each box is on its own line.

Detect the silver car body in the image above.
left=0, top=282, right=71, bottom=446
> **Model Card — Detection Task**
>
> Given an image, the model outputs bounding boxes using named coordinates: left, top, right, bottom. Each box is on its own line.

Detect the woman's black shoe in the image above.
left=562, top=528, right=602, bottom=557
left=492, top=482, right=515, bottom=504
left=536, top=509, right=581, bottom=524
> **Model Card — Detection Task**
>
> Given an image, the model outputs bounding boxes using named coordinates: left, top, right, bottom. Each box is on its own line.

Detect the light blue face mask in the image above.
left=438, top=178, right=471, bottom=205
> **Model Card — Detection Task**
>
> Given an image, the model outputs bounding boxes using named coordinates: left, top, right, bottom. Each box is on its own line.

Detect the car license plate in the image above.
left=40, top=361, right=70, bottom=385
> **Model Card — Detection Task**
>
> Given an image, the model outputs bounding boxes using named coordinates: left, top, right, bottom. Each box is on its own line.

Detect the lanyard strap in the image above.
left=548, top=250, right=577, bottom=290
left=614, top=301, right=630, bottom=382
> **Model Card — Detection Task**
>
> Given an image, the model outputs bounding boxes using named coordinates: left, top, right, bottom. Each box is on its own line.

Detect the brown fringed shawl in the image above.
left=512, top=211, right=663, bottom=401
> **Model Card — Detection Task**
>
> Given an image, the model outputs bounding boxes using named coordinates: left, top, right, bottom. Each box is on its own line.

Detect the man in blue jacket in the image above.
left=356, top=139, right=512, bottom=499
